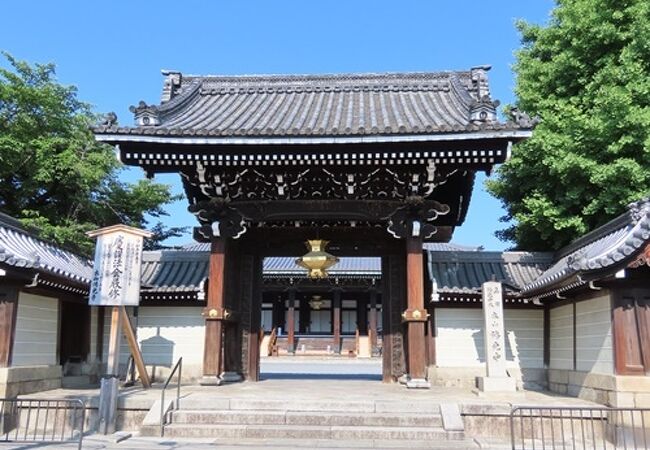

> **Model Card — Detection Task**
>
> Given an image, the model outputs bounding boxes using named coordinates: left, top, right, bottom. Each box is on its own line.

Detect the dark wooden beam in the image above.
left=0, top=287, right=19, bottom=368
left=368, top=289, right=378, bottom=353
left=299, top=295, right=310, bottom=334
left=357, top=295, right=368, bottom=335
left=287, top=288, right=296, bottom=353
left=332, top=288, right=342, bottom=354
left=426, top=305, right=436, bottom=367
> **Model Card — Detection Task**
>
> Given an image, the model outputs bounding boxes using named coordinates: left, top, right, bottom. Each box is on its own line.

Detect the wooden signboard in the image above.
left=87, top=224, right=152, bottom=434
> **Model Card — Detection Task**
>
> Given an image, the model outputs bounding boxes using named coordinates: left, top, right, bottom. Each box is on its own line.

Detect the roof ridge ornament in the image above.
left=628, top=197, right=650, bottom=224
left=129, top=101, right=160, bottom=127
left=507, top=107, right=541, bottom=129
left=161, top=70, right=182, bottom=103
left=470, top=96, right=500, bottom=124
left=99, top=112, right=118, bottom=128
left=470, top=65, right=492, bottom=99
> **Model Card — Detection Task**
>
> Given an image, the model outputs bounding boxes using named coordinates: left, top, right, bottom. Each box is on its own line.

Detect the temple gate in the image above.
left=94, top=67, right=533, bottom=386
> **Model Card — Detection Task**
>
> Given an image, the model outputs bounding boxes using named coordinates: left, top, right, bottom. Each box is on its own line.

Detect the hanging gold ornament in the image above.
left=309, top=295, right=324, bottom=310
left=295, top=240, right=339, bottom=279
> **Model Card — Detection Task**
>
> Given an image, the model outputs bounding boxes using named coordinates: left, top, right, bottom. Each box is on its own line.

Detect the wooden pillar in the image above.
left=98, top=305, right=122, bottom=434
left=0, top=287, right=19, bottom=368
left=368, top=288, right=378, bottom=354
left=382, top=253, right=407, bottom=383
left=299, top=295, right=310, bottom=334
left=202, top=238, right=227, bottom=381
left=357, top=295, right=368, bottom=335
left=244, top=253, right=263, bottom=381
left=272, top=296, right=284, bottom=330
left=332, top=288, right=342, bottom=353
left=426, top=305, right=436, bottom=366
left=287, top=288, right=296, bottom=353
left=404, top=236, right=428, bottom=386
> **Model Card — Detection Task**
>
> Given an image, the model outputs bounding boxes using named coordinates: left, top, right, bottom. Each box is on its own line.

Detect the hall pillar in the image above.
left=403, top=236, right=430, bottom=388
left=272, top=296, right=284, bottom=331
left=357, top=295, right=368, bottom=335
left=368, top=288, right=378, bottom=355
left=299, top=295, right=310, bottom=334
left=332, top=288, right=342, bottom=353
left=201, top=238, right=228, bottom=384
left=286, top=288, right=296, bottom=353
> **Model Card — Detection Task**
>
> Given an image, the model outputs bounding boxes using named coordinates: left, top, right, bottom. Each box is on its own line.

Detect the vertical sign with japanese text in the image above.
left=481, top=281, right=507, bottom=378
left=87, top=225, right=152, bottom=306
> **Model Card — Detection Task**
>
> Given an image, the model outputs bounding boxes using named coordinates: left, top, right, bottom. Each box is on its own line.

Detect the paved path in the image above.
left=0, top=435, right=510, bottom=449
left=260, top=357, right=382, bottom=380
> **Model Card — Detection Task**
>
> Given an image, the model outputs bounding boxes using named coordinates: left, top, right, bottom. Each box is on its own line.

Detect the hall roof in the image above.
left=139, top=242, right=504, bottom=297
left=0, top=213, right=93, bottom=291
left=426, top=249, right=553, bottom=299
left=94, top=67, right=532, bottom=145
left=521, top=198, right=650, bottom=299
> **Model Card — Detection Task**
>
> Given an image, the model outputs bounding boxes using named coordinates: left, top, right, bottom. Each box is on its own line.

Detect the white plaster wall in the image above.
left=102, top=306, right=205, bottom=379
left=12, top=292, right=59, bottom=366
left=505, top=309, right=544, bottom=369
left=550, top=304, right=574, bottom=370
left=435, top=308, right=543, bottom=369
left=576, top=295, right=613, bottom=374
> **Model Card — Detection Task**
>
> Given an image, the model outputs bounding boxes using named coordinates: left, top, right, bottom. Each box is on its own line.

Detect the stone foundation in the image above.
left=0, top=365, right=62, bottom=398
left=548, top=369, right=650, bottom=407
left=427, top=366, right=547, bottom=391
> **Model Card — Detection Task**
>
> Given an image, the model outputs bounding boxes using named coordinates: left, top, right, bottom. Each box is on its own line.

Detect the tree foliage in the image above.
left=487, top=0, right=650, bottom=250
left=0, top=53, right=185, bottom=254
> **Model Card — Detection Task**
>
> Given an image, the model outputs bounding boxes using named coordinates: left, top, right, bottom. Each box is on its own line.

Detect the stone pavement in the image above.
left=0, top=434, right=513, bottom=449
left=7, top=358, right=599, bottom=449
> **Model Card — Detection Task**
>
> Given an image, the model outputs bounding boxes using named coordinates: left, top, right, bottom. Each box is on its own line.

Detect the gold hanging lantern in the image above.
left=309, top=295, right=324, bottom=310
left=295, top=240, right=339, bottom=279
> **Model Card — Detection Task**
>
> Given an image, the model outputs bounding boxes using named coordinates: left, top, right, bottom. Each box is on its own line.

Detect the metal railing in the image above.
left=160, top=357, right=183, bottom=437
left=0, top=398, right=85, bottom=450
left=511, top=406, right=650, bottom=449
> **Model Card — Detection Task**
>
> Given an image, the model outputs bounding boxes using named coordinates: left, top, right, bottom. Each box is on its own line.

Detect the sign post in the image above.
left=86, top=224, right=152, bottom=435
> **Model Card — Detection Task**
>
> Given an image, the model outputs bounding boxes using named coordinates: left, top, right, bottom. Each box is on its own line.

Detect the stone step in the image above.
left=176, top=397, right=442, bottom=413
left=170, top=409, right=442, bottom=427
left=210, top=437, right=479, bottom=449
left=150, top=423, right=465, bottom=441
left=61, top=375, right=95, bottom=389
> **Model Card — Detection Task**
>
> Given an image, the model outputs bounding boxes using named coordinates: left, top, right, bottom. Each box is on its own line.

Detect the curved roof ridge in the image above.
left=521, top=197, right=650, bottom=298
left=180, top=70, right=472, bottom=85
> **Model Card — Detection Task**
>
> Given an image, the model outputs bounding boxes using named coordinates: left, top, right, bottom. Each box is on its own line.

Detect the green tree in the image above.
left=0, top=52, right=185, bottom=254
left=487, top=0, right=650, bottom=250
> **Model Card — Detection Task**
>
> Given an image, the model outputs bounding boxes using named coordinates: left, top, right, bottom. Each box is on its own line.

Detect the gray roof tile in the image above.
left=521, top=198, right=650, bottom=297
left=0, top=213, right=93, bottom=285
left=94, top=68, right=530, bottom=140
left=427, top=250, right=552, bottom=296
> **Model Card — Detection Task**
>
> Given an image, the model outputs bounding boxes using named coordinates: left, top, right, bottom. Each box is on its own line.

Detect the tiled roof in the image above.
left=94, top=68, right=532, bottom=143
left=521, top=198, right=650, bottom=298
left=264, top=256, right=380, bottom=276
left=143, top=242, right=491, bottom=295
left=141, top=250, right=208, bottom=293
left=423, top=242, right=483, bottom=252
left=0, top=213, right=93, bottom=285
left=427, top=250, right=552, bottom=297
left=140, top=249, right=381, bottom=293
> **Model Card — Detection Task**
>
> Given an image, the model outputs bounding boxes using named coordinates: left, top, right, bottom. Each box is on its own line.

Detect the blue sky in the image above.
left=0, top=0, right=555, bottom=250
